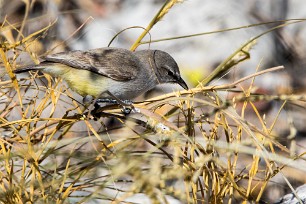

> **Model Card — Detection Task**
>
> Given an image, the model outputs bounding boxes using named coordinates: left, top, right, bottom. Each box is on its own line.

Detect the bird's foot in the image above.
left=121, top=106, right=140, bottom=115
left=96, top=98, right=133, bottom=106
left=121, top=106, right=132, bottom=115
left=83, top=94, right=136, bottom=117
left=96, top=98, right=118, bottom=104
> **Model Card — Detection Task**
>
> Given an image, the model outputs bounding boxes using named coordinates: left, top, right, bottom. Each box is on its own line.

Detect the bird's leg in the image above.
left=84, top=92, right=136, bottom=117
left=82, top=95, right=101, bottom=117
left=83, top=95, right=94, bottom=105
left=96, top=97, right=133, bottom=106
left=122, top=100, right=134, bottom=105
left=96, top=98, right=134, bottom=115
left=103, top=91, right=135, bottom=115
left=96, top=98, right=118, bottom=104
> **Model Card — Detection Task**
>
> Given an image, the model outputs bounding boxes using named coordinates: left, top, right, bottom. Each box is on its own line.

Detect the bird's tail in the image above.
left=13, top=64, right=44, bottom=74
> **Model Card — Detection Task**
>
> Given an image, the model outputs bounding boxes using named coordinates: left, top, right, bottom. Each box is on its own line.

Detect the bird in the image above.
left=14, top=47, right=188, bottom=104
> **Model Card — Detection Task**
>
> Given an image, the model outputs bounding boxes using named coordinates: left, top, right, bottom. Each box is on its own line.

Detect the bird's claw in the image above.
left=121, top=106, right=132, bottom=115
left=121, top=106, right=140, bottom=115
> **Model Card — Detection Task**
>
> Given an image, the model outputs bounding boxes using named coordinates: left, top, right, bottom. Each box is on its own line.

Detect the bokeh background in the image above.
left=1, top=0, right=306, bottom=203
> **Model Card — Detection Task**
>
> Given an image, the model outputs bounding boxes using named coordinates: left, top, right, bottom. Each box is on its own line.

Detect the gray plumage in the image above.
left=14, top=47, right=188, bottom=100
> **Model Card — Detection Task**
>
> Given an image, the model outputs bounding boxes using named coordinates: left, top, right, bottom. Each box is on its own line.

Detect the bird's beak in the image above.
left=177, top=77, right=188, bottom=90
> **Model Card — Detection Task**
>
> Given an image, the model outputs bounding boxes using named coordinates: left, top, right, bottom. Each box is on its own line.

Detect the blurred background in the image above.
left=1, top=0, right=306, bottom=202
left=2, top=0, right=306, bottom=134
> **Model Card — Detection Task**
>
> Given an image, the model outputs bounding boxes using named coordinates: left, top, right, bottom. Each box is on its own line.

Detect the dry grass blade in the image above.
left=1, top=2, right=306, bottom=203
left=130, top=0, right=184, bottom=51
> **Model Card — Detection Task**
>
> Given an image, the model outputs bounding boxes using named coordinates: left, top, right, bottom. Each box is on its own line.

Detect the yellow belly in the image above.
left=60, top=68, right=108, bottom=97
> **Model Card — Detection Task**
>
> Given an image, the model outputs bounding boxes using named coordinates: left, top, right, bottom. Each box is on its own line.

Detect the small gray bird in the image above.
left=14, top=47, right=188, bottom=102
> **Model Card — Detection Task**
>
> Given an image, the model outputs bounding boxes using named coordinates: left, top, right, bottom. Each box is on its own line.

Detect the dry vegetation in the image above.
left=1, top=1, right=306, bottom=203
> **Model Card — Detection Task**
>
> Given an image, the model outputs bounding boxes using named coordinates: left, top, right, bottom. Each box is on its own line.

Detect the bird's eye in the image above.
left=168, top=70, right=174, bottom=76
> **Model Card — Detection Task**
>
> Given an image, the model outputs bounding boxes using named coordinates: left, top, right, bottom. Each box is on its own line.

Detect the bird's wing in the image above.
left=43, top=48, right=141, bottom=81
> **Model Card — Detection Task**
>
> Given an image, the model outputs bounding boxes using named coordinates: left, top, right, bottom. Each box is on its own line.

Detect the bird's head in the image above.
left=153, top=50, right=188, bottom=90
